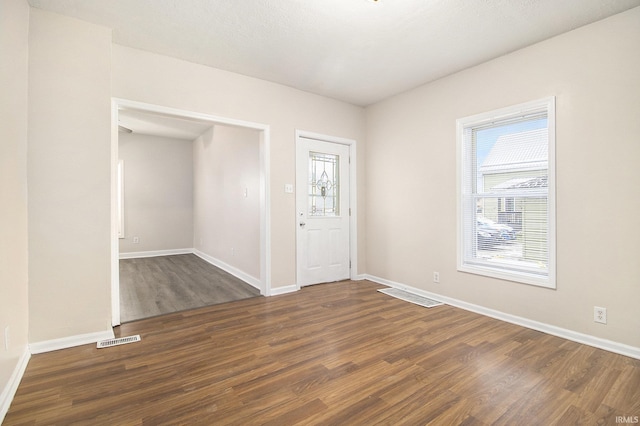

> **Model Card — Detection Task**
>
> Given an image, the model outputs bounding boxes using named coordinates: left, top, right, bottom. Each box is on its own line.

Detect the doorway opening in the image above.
left=111, top=99, right=271, bottom=326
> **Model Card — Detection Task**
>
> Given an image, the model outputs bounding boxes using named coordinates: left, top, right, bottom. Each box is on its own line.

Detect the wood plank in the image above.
left=5, top=280, right=639, bottom=425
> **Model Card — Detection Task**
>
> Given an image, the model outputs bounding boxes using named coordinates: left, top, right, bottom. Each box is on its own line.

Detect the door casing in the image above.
left=111, top=98, right=271, bottom=326
left=295, top=130, right=358, bottom=289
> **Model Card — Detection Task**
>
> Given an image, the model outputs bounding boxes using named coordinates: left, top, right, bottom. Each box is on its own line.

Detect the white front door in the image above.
left=296, top=136, right=350, bottom=286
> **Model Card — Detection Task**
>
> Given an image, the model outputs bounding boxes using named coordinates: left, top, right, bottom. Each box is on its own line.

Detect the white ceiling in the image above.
left=29, top=0, right=640, bottom=106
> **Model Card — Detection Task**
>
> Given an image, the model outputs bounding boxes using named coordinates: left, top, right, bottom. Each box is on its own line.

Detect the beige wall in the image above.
left=27, top=9, right=112, bottom=342
left=193, top=125, right=261, bottom=280
left=0, top=0, right=30, bottom=396
left=365, top=7, right=640, bottom=347
left=14, top=1, right=636, bottom=363
left=22, top=7, right=365, bottom=346
left=119, top=133, right=194, bottom=254
left=112, top=45, right=367, bottom=289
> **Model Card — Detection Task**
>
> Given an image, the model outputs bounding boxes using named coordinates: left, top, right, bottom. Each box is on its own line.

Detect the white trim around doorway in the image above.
left=294, top=129, right=358, bottom=289
left=110, top=98, right=271, bottom=326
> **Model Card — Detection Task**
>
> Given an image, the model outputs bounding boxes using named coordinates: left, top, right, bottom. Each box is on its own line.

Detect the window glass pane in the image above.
left=308, top=151, right=339, bottom=216
left=470, top=196, right=548, bottom=275
left=117, top=159, right=125, bottom=238
left=469, top=117, right=549, bottom=274
left=474, top=117, right=547, bottom=193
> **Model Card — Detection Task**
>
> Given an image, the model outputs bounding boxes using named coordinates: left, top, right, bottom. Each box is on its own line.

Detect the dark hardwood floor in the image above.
left=119, top=254, right=261, bottom=322
left=5, top=281, right=639, bottom=425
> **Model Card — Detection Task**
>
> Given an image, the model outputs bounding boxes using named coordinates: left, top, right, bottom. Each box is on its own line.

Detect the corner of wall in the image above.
left=0, top=347, right=30, bottom=423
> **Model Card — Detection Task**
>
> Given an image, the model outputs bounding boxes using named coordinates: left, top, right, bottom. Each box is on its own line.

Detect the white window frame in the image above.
left=456, top=97, right=556, bottom=289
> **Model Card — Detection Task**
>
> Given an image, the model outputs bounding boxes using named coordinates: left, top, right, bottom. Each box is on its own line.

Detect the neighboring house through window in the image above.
left=457, top=97, right=556, bottom=288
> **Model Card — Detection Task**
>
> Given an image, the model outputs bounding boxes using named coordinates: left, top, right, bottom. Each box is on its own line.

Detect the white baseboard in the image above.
left=364, top=274, right=640, bottom=360
left=193, top=249, right=261, bottom=291
left=119, top=248, right=194, bottom=259
left=29, top=329, right=115, bottom=355
left=0, top=347, right=30, bottom=424
left=269, top=284, right=298, bottom=296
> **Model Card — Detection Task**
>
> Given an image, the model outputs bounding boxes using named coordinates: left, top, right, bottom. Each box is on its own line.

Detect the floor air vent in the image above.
left=97, top=335, right=141, bottom=349
left=378, top=288, right=444, bottom=308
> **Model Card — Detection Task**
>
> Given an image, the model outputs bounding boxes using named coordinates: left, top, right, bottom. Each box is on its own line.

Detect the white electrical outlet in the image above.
left=433, top=272, right=440, bottom=283
left=594, top=306, right=607, bottom=324
left=133, top=236, right=140, bottom=244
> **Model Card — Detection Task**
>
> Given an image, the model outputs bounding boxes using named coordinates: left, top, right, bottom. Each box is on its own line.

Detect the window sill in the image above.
left=458, top=263, right=556, bottom=289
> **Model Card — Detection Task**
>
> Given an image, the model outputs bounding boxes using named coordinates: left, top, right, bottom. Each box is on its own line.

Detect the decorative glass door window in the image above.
left=308, top=151, right=340, bottom=216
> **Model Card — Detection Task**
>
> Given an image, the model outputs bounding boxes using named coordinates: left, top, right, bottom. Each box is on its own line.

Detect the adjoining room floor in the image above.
left=119, top=253, right=261, bottom=322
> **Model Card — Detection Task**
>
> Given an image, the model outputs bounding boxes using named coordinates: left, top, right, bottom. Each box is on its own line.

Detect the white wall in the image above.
left=0, top=0, right=30, bottom=413
left=112, top=44, right=367, bottom=289
left=27, top=9, right=112, bottom=343
left=365, top=7, right=640, bottom=348
left=119, top=133, right=194, bottom=254
left=194, top=125, right=261, bottom=280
